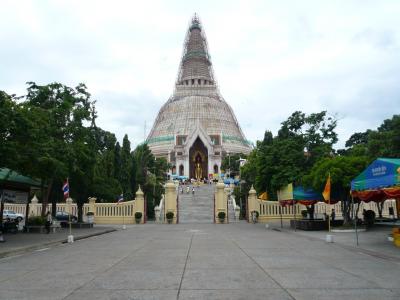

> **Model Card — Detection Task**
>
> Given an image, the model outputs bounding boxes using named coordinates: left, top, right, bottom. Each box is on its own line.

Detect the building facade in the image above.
left=147, top=15, right=251, bottom=179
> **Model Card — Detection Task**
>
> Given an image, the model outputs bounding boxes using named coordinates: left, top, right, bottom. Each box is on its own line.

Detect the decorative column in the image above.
left=88, top=197, right=96, bottom=214
left=135, top=187, right=145, bottom=224
left=247, top=185, right=259, bottom=221
left=29, top=195, right=40, bottom=216
left=88, top=197, right=96, bottom=223
left=66, top=197, right=73, bottom=214
left=164, top=180, right=177, bottom=224
left=215, top=179, right=227, bottom=223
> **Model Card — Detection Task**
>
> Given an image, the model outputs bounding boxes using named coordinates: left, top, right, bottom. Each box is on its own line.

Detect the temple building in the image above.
left=147, top=15, right=251, bottom=179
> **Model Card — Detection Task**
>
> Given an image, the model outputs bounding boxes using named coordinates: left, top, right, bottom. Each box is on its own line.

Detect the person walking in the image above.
left=45, top=211, right=52, bottom=234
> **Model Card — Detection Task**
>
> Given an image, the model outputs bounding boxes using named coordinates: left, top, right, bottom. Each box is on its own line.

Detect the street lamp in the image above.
left=153, top=157, right=156, bottom=208
left=227, top=151, right=230, bottom=179
left=237, top=157, right=246, bottom=219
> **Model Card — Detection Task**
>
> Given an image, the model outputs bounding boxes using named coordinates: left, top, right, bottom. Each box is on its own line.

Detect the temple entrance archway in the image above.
left=189, top=137, right=208, bottom=180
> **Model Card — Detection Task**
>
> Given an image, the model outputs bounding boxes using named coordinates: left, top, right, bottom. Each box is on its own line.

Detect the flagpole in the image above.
left=122, top=204, right=126, bottom=229
left=328, top=198, right=331, bottom=233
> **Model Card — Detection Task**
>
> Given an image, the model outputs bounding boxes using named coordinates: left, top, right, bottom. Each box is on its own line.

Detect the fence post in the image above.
left=135, top=186, right=145, bottom=224
left=164, top=180, right=177, bottom=224
left=215, top=179, right=227, bottom=223
left=66, top=197, right=73, bottom=214
left=247, top=185, right=259, bottom=222
left=29, top=195, right=40, bottom=217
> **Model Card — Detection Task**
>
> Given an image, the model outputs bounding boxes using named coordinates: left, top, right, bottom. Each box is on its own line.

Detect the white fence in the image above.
left=257, top=199, right=397, bottom=221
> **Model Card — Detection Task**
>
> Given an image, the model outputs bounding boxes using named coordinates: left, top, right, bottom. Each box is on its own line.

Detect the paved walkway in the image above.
left=0, top=222, right=399, bottom=299
left=0, top=226, right=116, bottom=258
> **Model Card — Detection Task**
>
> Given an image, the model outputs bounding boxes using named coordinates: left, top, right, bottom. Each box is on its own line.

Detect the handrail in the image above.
left=230, top=194, right=241, bottom=220
left=155, top=195, right=164, bottom=223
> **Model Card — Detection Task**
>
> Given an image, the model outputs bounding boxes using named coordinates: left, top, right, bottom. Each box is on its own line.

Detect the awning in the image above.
left=277, top=183, right=325, bottom=206
left=351, top=158, right=400, bottom=202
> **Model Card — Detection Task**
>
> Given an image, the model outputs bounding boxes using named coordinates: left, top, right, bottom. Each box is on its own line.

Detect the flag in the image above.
left=117, top=194, right=124, bottom=204
left=322, top=174, right=331, bottom=203
left=62, top=179, right=69, bottom=199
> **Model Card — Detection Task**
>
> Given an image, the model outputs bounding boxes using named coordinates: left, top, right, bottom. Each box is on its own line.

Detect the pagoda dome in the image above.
left=147, top=15, right=251, bottom=161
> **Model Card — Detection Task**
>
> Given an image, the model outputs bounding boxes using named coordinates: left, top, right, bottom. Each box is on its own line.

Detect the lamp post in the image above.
left=153, top=157, right=156, bottom=209
left=237, top=158, right=246, bottom=219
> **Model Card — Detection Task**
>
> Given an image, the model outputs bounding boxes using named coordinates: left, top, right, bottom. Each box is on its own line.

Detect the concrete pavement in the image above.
left=0, top=226, right=116, bottom=259
left=0, top=222, right=399, bottom=299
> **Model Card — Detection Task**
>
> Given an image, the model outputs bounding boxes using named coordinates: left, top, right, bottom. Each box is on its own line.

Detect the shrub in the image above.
left=166, top=211, right=174, bottom=219
left=86, top=212, right=94, bottom=216
left=135, top=212, right=142, bottom=219
left=27, top=216, right=46, bottom=226
left=251, top=211, right=259, bottom=218
left=218, top=211, right=226, bottom=219
left=301, top=210, right=308, bottom=219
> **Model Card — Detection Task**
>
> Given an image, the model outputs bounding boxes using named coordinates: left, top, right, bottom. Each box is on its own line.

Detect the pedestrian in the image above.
left=45, top=211, right=52, bottom=234
left=331, top=209, right=335, bottom=221
left=192, top=187, right=195, bottom=195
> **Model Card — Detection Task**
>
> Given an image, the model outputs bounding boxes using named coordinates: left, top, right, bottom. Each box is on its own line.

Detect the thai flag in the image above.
left=62, top=179, right=69, bottom=199
left=117, top=194, right=124, bottom=204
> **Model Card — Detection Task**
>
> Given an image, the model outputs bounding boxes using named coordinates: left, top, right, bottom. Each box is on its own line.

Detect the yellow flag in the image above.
left=322, top=174, right=331, bottom=203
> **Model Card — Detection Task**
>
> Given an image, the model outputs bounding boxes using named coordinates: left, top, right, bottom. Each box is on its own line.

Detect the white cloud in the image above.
left=1, top=0, right=399, bottom=149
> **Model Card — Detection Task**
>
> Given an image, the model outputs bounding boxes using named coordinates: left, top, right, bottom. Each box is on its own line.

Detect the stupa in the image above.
left=147, top=15, right=251, bottom=179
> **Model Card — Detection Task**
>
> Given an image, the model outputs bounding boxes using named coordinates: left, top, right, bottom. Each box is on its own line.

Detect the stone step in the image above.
left=178, top=184, right=215, bottom=224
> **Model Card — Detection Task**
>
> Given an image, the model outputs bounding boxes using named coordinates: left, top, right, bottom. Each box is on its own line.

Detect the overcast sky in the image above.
left=1, top=0, right=399, bottom=149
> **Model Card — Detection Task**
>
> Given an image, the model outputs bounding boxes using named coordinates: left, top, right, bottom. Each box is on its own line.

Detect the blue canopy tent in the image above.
left=351, top=158, right=400, bottom=217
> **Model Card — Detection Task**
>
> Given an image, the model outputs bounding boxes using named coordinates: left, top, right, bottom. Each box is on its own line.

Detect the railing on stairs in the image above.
left=154, top=195, right=164, bottom=223
left=230, top=194, right=241, bottom=221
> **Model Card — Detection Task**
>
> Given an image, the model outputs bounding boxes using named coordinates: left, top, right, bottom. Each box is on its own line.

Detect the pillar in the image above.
left=215, top=179, right=227, bottom=223
left=164, top=180, right=177, bottom=224
left=65, top=197, right=73, bottom=214
left=135, top=186, right=145, bottom=224
left=29, top=195, right=40, bottom=216
left=88, top=197, right=96, bottom=214
left=247, top=185, right=259, bottom=221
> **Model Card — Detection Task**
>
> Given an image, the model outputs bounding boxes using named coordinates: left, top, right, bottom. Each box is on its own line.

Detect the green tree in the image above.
left=120, top=134, right=132, bottom=199
left=221, top=153, right=246, bottom=178
left=303, top=156, right=369, bottom=224
left=255, top=111, right=338, bottom=196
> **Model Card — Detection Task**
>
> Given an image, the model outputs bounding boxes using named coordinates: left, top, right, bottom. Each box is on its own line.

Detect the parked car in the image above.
left=55, top=211, right=78, bottom=226
left=2, top=210, right=24, bottom=222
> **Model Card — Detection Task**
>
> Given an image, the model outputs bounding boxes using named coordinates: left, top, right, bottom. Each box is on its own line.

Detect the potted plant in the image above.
left=218, top=211, right=226, bottom=223
left=251, top=210, right=259, bottom=223
left=86, top=211, right=94, bottom=224
left=135, top=212, right=142, bottom=224
left=166, top=211, right=174, bottom=224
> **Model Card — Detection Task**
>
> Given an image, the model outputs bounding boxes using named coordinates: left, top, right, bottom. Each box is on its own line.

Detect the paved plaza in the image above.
left=0, top=222, right=399, bottom=300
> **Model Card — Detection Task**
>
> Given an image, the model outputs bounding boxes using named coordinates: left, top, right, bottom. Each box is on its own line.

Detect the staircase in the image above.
left=178, top=184, right=215, bottom=223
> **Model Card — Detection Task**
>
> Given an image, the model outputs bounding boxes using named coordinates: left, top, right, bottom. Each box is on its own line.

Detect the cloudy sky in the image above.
left=1, top=0, right=399, bottom=149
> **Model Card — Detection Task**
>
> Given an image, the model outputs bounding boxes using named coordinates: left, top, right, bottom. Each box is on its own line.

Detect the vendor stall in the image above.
left=351, top=158, right=400, bottom=218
